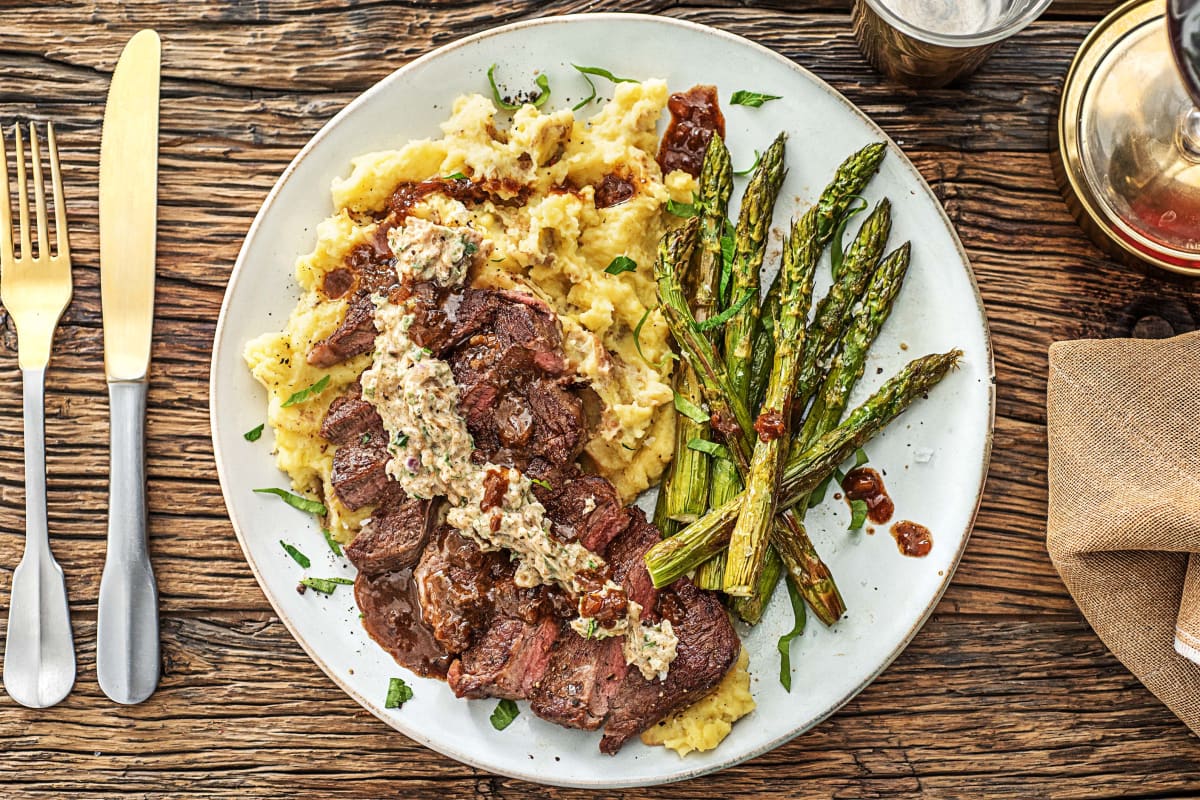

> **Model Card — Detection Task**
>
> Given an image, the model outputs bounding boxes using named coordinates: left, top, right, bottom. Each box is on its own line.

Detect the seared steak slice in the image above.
left=320, top=393, right=382, bottom=447
left=605, top=513, right=661, bottom=614
left=525, top=379, right=586, bottom=464
left=407, top=281, right=466, bottom=356
left=448, top=615, right=561, bottom=700
left=451, top=289, right=565, bottom=376
left=346, top=499, right=435, bottom=576
left=414, top=526, right=509, bottom=653
left=528, top=628, right=628, bottom=729
left=355, top=567, right=453, bottom=679
left=534, top=468, right=631, bottom=552
left=599, top=579, right=740, bottom=754
left=308, top=291, right=378, bottom=367
left=330, top=438, right=391, bottom=510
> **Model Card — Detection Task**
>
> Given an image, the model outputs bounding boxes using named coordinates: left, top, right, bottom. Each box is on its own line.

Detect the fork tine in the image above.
left=13, top=124, right=29, bottom=261
left=0, top=128, right=12, bottom=267
left=28, top=124, right=48, bottom=260
left=46, top=123, right=67, bottom=262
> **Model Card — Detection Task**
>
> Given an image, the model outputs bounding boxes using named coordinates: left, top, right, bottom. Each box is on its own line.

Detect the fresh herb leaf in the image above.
left=808, top=467, right=846, bottom=509
left=385, top=677, right=413, bottom=709
left=532, top=73, right=551, bottom=108
left=854, top=447, right=869, bottom=468
left=571, top=64, right=638, bottom=111
left=718, top=226, right=735, bottom=305
left=687, top=438, right=731, bottom=460
left=731, top=90, right=782, bottom=108
left=777, top=577, right=807, bottom=691
left=444, top=171, right=467, bottom=180
left=244, top=424, right=265, bottom=442
left=487, top=64, right=521, bottom=110
left=253, top=488, right=327, bottom=516
left=673, top=393, right=709, bottom=425
left=280, top=540, right=310, bottom=569
left=734, top=150, right=762, bottom=177
left=462, top=240, right=478, bottom=256
left=621, top=442, right=637, bottom=451
left=530, top=477, right=552, bottom=490
left=604, top=255, right=637, bottom=275
left=393, top=432, right=410, bottom=448
left=360, top=433, right=372, bottom=445
left=692, top=288, right=757, bottom=333
left=299, top=576, right=354, bottom=595
left=322, top=528, right=343, bottom=557
left=490, top=698, right=520, bottom=730
left=848, top=499, right=869, bottom=531
left=830, top=197, right=868, bottom=279
left=632, top=307, right=677, bottom=370
left=666, top=198, right=698, bottom=218
left=585, top=618, right=598, bottom=639
left=281, top=375, right=331, bottom=408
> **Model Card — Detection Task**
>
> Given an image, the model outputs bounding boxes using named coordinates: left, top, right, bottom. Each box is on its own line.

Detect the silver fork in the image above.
left=0, top=122, right=75, bottom=708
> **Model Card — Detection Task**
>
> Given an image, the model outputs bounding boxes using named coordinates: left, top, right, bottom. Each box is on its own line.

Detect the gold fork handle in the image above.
left=2, top=366, right=76, bottom=708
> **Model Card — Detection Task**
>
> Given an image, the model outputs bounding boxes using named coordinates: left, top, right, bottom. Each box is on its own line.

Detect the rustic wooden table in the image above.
left=0, top=1, right=1195, bottom=797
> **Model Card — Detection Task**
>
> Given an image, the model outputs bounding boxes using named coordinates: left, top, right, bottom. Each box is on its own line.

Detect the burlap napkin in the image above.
left=1047, top=331, right=1200, bottom=735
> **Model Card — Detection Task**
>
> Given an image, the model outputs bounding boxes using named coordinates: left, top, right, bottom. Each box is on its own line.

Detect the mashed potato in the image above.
left=246, top=81, right=697, bottom=543
left=640, top=648, right=756, bottom=756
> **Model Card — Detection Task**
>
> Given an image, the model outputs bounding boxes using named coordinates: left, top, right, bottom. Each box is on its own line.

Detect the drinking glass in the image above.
left=851, top=0, right=1054, bottom=87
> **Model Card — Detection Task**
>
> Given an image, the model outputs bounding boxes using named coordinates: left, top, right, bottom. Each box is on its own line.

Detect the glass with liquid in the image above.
left=851, top=0, right=1053, bottom=87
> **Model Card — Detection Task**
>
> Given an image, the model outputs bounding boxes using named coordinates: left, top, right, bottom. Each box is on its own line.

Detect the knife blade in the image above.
left=96, top=28, right=161, bottom=706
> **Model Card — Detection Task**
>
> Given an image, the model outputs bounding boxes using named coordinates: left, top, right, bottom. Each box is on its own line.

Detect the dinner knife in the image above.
left=96, top=29, right=161, bottom=706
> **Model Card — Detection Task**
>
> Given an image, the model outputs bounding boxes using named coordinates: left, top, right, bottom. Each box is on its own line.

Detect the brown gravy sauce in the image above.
left=658, top=85, right=725, bottom=177
left=841, top=467, right=895, bottom=525
left=355, top=569, right=452, bottom=679
left=891, top=520, right=933, bottom=558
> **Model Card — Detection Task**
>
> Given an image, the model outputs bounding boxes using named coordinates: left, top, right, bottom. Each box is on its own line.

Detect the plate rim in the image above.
left=209, top=11, right=996, bottom=788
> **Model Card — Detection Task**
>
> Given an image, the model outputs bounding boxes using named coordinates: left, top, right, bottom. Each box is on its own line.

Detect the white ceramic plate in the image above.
left=211, top=13, right=994, bottom=788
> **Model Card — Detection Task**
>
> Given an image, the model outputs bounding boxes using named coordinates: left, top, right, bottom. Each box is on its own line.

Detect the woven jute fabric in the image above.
left=1047, top=331, right=1200, bottom=736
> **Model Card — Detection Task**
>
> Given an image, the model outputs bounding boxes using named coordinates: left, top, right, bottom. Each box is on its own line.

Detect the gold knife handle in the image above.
left=96, top=380, right=159, bottom=704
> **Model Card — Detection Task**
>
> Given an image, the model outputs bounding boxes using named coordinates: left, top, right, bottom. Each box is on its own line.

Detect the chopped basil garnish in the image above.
left=571, top=64, right=638, bottom=110
left=322, top=528, right=343, bottom=557
left=718, top=227, right=735, bottom=305
left=281, top=375, right=331, bottom=408
left=393, top=432, right=409, bottom=448
left=585, top=618, right=598, bottom=639
left=360, top=433, right=372, bottom=445
left=692, top=288, right=757, bottom=333
left=777, top=577, right=806, bottom=691
left=673, top=393, right=709, bottom=425
left=253, top=487, right=327, bottom=516
left=808, top=467, right=847, bottom=509
left=530, top=477, right=552, bottom=490
left=604, top=255, right=637, bottom=275
left=848, top=499, right=869, bottom=531
left=686, top=438, right=730, bottom=460
left=444, top=171, right=467, bottom=180
left=734, top=150, right=762, bottom=177
left=244, top=424, right=265, bottom=442
left=487, top=64, right=550, bottom=110
left=830, top=197, right=868, bottom=279
left=490, top=698, right=520, bottom=730
left=280, top=540, right=310, bottom=569
left=385, top=677, right=413, bottom=709
left=854, top=447, right=869, bottom=468
left=299, top=576, right=354, bottom=595
left=666, top=197, right=698, bottom=218
left=730, top=90, right=782, bottom=108
left=633, top=308, right=678, bottom=371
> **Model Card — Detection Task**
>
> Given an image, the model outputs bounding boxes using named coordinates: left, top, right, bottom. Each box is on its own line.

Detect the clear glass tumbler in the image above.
left=851, top=0, right=1054, bottom=87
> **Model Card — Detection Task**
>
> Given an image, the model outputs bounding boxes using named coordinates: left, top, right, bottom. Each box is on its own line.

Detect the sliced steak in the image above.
left=308, top=291, right=378, bottom=367
left=346, top=499, right=435, bottom=576
left=533, top=467, right=631, bottom=553
left=528, top=628, right=628, bottom=730
left=447, top=615, right=561, bottom=700
left=413, top=526, right=503, bottom=654
left=605, top=513, right=661, bottom=615
left=599, top=579, right=740, bottom=754
left=320, top=393, right=382, bottom=447
left=355, top=567, right=453, bottom=679
left=450, top=289, right=565, bottom=376
left=330, top=437, right=392, bottom=510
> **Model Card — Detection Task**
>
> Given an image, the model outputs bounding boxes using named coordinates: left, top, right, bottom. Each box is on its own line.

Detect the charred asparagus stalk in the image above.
left=654, top=138, right=734, bottom=535
left=723, top=213, right=821, bottom=597
left=643, top=349, right=964, bottom=588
